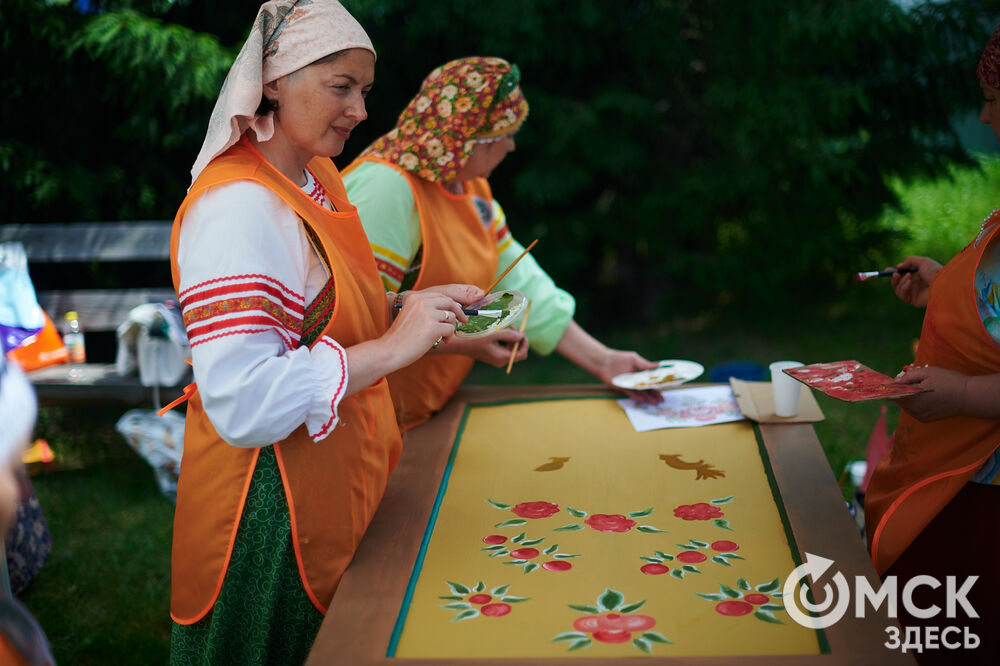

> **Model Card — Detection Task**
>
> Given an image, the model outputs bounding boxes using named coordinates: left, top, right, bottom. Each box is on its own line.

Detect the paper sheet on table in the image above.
left=618, top=385, right=746, bottom=432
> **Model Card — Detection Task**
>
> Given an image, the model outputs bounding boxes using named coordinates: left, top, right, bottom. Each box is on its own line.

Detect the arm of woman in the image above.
left=894, top=367, right=1000, bottom=421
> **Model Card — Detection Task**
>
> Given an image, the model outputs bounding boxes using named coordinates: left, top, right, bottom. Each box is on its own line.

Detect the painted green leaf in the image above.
left=473, top=581, right=485, bottom=592
left=655, top=551, right=672, bottom=560
left=754, top=610, right=783, bottom=624
left=640, top=556, right=663, bottom=563
left=502, top=596, right=531, bottom=603
left=682, top=565, right=700, bottom=574
left=756, top=578, right=781, bottom=593
left=453, top=608, right=479, bottom=622
left=569, top=604, right=600, bottom=614
left=737, top=577, right=750, bottom=590
left=447, top=581, right=470, bottom=595
left=551, top=631, right=587, bottom=642
left=552, top=553, right=580, bottom=559
left=720, top=584, right=741, bottom=599
left=568, top=638, right=592, bottom=651
left=670, top=569, right=684, bottom=579
left=438, top=595, right=463, bottom=601
left=720, top=552, right=744, bottom=560
left=487, top=499, right=510, bottom=509
left=712, top=556, right=731, bottom=566
left=760, top=604, right=785, bottom=612
left=633, top=637, right=651, bottom=653
left=619, top=600, right=647, bottom=613
left=520, top=537, right=545, bottom=547
left=523, top=562, right=539, bottom=574
left=512, top=532, right=526, bottom=543
left=481, top=544, right=505, bottom=551
left=598, top=588, right=624, bottom=611
left=712, top=519, right=734, bottom=531
left=543, top=544, right=558, bottom=555
left=711, top=495, right=735, bottom=505
left=567, top=506, right=587, bottom=517
left=442, top=602, right=471, bottom=610
left=494, top=519, right=527, bottom=528
left=642, top=631, right=673, bottom=644
left=489, top=549, right=509, bottom=558
left=491, top=584, right=510, bottom=596
left=771, top=592, right=784, bottom=598
left=553, top=523, right=584, bottom=532
left=678, top=543, right=699, bottom=550
left=503, top=560, right=525, bottom=565
left=637, top=525, right=668, bottom=533
left=689, top=539, right=709, bottom=548
left=628, top=507, right=653, bottom=517
left=696, top=592, right=727, bottom=601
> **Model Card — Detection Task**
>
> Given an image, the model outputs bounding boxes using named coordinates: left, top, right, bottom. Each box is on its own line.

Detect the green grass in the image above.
left=20, top=155, right=1000, bottom=662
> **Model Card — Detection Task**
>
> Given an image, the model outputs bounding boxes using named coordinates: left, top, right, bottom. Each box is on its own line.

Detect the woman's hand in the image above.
left=891, top=256, right=942, bottom=309
left=892, top=365, right=967, bottom=422
left=437, top=328, right=529, bottom=367
left=593, top=349, right=663, bottom=404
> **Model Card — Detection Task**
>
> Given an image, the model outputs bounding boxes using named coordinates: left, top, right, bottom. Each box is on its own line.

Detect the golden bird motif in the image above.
left=659, top=454, right=726, bottom=480
left=534, top=456, right=570, bottom=472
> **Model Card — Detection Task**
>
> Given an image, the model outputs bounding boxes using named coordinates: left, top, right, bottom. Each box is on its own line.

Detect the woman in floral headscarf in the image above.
left=344, top=57, right=661, bottom=432
left=863, top=24, right=1000, bottom=665
left=168, top=2, right=482, bottom=663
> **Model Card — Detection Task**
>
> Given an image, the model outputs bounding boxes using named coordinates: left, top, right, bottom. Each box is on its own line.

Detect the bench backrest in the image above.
left=0, top=221, right=175, bottom=333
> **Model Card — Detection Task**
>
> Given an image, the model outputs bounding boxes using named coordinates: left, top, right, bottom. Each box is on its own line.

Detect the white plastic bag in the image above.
left=115, top=409, right=184, bottom=502
left=116, top=301, right=190, bottom=387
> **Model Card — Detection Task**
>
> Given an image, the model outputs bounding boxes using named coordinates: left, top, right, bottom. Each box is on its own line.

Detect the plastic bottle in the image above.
left=62, top=311, right=86, bottom=380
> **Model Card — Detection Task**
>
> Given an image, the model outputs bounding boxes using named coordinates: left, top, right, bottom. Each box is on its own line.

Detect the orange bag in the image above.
left=6, top=310, right=68, bottom=371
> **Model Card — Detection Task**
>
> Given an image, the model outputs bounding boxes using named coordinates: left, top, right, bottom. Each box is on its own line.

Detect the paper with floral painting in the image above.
left=617, top=385, right=746, bottom=432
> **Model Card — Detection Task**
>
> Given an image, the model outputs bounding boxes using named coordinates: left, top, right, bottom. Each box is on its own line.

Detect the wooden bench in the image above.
left=0, top=221, right=188, bottom=406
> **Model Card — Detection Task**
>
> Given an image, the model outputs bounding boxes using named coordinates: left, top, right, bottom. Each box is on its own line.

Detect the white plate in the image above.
left=611, top=359, right=704, bottom=390
left=453, top=290, right=527, bottom=339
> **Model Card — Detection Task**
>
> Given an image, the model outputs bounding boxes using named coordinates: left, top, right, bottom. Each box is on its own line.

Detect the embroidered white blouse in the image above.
left=176, top=172, right=348, bottom=447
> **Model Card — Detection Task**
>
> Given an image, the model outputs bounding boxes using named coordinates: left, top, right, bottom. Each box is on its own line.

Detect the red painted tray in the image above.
left=784, top=360, right=927, bottom=403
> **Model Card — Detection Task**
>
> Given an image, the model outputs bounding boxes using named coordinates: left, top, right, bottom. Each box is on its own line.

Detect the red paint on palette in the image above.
left=784, top=360, right=927, bottom=402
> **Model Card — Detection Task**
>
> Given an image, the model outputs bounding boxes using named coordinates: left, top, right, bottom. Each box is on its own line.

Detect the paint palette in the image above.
left=453, top=290, right=527, bottom=339
left=783, top=360, right=928, bottom=402
left=611, top=359, right=704, bottom=390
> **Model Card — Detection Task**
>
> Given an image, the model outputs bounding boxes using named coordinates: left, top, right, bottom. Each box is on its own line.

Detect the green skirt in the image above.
left=170, top=446, right=323, bottom=665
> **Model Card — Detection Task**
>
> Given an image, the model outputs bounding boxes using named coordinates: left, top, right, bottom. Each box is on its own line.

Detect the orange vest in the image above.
left=345, top=157, right=498, bottom=431
left=866, top=218, right=1000, bottom=574
left=169, top=138, right=402, bottom=623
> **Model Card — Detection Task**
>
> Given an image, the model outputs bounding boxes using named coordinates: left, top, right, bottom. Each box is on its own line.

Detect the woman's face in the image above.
left=454, top=133, right=517, bottom=182
left=269, top=48, right=375, bottom=164
left=980, top=82, right=1000, bottom=144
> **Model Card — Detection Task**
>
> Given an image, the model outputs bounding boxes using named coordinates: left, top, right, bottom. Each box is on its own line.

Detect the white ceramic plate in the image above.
left=453, top=290, right=527, bottom=339
left=611, top=359, right=704, bottom=390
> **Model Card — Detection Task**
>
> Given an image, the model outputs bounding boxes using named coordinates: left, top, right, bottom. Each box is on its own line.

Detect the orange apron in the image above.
left=169, top=137, right=402, bottom=623
left=866, top=218, right=1000, bottom=574
left=345, top=156, right=498, bottom=431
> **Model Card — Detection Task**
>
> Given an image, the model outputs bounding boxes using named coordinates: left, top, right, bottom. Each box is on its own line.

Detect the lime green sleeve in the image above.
left=343, top=161, right=422, bottom=292
left=491, top=200, right=575, bottom=355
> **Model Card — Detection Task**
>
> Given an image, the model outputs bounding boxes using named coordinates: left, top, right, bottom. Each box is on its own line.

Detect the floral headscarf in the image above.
left=359, top=57, right=530, bottom=183
left=190, top=0, right=375, bottom=183
left=978, top=24, right=1000, bottom=88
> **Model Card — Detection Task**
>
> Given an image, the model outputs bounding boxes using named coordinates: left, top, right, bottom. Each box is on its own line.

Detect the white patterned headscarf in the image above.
left=190, top=0, right=376, bottom=184
left=0, top=356, right=37, bottom=462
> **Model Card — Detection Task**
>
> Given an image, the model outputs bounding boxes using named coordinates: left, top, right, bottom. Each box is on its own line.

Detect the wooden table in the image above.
left=308, top=385, right=912, bottom=665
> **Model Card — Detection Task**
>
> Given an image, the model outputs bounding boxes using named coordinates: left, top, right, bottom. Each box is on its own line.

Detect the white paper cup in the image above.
left=770, top=361, right=804, bottom=417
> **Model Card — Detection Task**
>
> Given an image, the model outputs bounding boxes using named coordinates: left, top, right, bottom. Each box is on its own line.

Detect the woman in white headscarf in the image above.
left=167, top=2, right=482, bottom=662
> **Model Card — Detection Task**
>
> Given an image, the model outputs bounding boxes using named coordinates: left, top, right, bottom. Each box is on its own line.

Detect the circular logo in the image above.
left=783, top=553, right=851, bottom=629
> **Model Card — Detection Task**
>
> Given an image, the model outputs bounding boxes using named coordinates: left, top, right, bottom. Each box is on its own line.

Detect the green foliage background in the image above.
left=3, top=0, right=1000, bottom=324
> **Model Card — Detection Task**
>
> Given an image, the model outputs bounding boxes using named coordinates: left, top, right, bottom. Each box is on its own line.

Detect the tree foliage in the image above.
left=4, top=0, right=999, bottom=320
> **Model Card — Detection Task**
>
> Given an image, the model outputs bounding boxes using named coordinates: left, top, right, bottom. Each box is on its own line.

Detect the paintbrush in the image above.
left=392, top=302, right=503, bottom=317
left=853, top=267, right=918, bottom=282
left=484, top=238, right=538, bottom=294
left=505, top=301, right=532, bottom=375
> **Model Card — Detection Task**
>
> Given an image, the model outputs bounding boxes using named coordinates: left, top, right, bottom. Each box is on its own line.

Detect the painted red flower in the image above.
left=584, top=514, right=637, bottom=533
left=673, top=502, right=723, bottom=521
left=511, top=501, right=560, bottom=519
left=573, top=613, right=657, bottom=643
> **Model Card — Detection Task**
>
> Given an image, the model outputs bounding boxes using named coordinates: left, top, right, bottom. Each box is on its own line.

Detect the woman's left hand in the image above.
left=892, top=365, right=968, bottom=422
left=595, top=349, right=663, bottom=404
